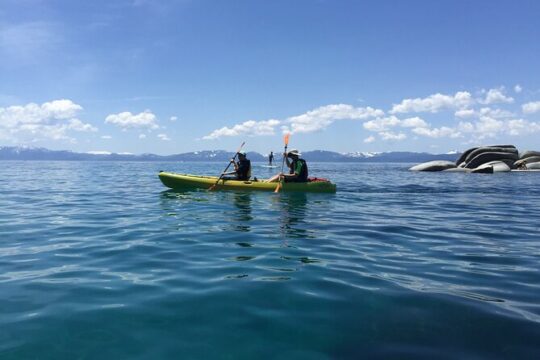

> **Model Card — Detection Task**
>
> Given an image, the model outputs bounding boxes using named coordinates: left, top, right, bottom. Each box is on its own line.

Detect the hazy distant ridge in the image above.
left=0, top=146, right=459, bottom=162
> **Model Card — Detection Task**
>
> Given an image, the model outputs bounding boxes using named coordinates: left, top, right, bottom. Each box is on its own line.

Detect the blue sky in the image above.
left=1, top=0, right=540, bottom=155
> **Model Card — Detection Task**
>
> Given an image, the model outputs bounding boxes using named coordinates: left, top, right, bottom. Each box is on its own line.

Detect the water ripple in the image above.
left=1, top=161, right=539, bottom=358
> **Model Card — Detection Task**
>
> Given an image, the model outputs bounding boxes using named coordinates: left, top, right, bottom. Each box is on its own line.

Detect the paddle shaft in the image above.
left=274, top=135, right=290, bottom=193
left=209, top=142, right=245, bottom=190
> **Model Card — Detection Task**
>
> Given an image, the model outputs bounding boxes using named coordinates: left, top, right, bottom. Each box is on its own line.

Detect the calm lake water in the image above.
left=1, top=161, right=539, bottom=359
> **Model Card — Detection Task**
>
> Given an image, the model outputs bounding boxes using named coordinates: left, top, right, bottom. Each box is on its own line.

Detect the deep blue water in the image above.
left=1, top=161, right=540, bottom=359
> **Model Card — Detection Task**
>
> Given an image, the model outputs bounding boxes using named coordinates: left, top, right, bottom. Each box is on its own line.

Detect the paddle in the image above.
left=274, top=133, right=290, bottom=193
left=209, top=141, right=245, bottom=191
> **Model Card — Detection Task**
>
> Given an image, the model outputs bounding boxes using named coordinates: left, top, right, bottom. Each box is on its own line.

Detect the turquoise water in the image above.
left=1, top=161, right=539, bottom=359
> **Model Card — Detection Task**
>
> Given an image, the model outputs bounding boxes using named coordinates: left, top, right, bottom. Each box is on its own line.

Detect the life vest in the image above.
left=237, top=159, right=251, bottom=180
left=290, top=158, right=308, bottom=182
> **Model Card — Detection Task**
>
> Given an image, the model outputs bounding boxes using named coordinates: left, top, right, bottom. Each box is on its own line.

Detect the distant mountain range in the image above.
left=0, top=146, right=460, bottom=162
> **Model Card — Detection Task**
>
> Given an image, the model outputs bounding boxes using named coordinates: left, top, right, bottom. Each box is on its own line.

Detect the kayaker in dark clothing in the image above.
left=269, top=151, right=274, bottom=166
left=222, top=151, right=251, bottom=181
left=267, top=149, right=308, bottom=183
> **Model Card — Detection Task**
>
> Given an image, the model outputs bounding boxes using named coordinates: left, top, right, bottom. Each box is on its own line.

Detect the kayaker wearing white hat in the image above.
left=222, top=151, right=251, bottom=181
left=267, top=149, right=308, bottom=183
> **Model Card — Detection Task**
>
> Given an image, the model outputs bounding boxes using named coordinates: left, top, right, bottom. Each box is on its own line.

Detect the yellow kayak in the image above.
left=158, top=172, right=337, bottom=193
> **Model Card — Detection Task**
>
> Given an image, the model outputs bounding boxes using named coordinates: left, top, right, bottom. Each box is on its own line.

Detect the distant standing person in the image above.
left=267, top=149, right=308, bottom=183
left=268, top=151, right=274, bottom=166
left=222, top=151, right=251, bottom=181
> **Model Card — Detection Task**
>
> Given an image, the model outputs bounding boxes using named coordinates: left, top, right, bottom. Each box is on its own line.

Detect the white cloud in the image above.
left=203, top=119, right=280, bottom=140
left=459, top=117, right=540, bottom=139
left=101, top=135, right=112, bottom=139
left=507, top=119, right=540, bottom=136
left=363, top=116, right=400, bottom=132
left=522, top=101, right=540, bottom=114
left=287, top=104, right=384, bottom=134
left=363, top=135, right=375, bottom=143
left=0, top=99, right=95, bottom=142
left=157, top=133, right=171, bottom=141
left=380, top=132, right=406, bottom=141
left=412, top=126, right=459, bottom=138
left=401, top=116, right=428, bottom=128
left=455, top=109, right=476, bottom=118
left=105, top=110, right=159, bottom=130
left=170, top=116, right=177, bottom=122
left=514, top=85, right=522, bottom=93
left=139, top=133, right=147, bottom=139
left=68, top=119, right=97, bottom=132
left=202, top=104, right=384, bottom=140
left=390, top=91, right=473, bottom=114
left=480, top=88, right=514, bottom=105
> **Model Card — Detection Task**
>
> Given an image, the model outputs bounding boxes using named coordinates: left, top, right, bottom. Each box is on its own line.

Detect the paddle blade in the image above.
left=284, top=133, right=290, bottom=145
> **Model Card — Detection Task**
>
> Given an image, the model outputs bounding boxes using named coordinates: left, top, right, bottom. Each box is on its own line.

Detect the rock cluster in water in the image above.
left=410, top=145, right=540, bottom=173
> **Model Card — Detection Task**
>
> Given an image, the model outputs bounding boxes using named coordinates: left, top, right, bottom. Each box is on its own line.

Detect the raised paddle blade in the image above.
left=275, top=133, right=291, bottom=193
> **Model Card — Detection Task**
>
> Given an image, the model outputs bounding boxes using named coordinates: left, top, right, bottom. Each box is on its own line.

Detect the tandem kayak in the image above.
left=158, top=172, right=337, bottom=193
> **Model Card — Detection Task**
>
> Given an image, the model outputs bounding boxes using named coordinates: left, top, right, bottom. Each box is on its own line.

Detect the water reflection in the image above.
left=231, top=192, right=252, bottom=232
left=278, top=193, right=314, bottom=239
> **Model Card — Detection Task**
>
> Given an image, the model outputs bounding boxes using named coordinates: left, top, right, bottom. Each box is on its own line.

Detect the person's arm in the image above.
left=282, top=161, right=301, bottom=179
left=284, top=154, right=291, bottom=167
left=222, top=161, right=239, bottom=175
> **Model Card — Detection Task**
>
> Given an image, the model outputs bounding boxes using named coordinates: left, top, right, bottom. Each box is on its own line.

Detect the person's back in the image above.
left=236, top=158, right=251, bottom=180
left=222, top=151, right=251, bottom=181
left=289, top=157, right=308, bottom=182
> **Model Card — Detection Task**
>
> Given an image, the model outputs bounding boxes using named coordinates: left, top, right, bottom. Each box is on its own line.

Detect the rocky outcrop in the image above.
left=411, top=145, right=540, bottom=173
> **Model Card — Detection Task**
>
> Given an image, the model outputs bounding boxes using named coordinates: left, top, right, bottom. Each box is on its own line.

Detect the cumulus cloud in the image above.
left=170, top=116, right=177, bottom=122
left=458, top=117, right=540, bottom=139
left=514, top=85, right=522, bottom=93
left=507, top=119, right=540, bottom=136
left=139, top=133, right=147, bottom=139
left=522, top=101, right=540, bottom=114
left=202, top=104, right=384, bottom=140
left=390, top=91, right=473, bottom=114
left=380, top=132, right=406, bottom=141
left=157, top=133, right=171, bottom=141
left=412, top=126, right=459, bottom=138
left=105, top=110, right=159, bottom=130
left=202, top=119, right=280, bottom=140
left=287, top=104, right=384, bottom=134
left=479, top=88, right=514, bottom=105
left=401, top=116, right=428, bottom=128
left=0, top=99, right=95, bottom=142
left=363, top=116, right=400, bottom=132
left=101, top=135, right=112, bottom=139
left=455, top=109, right=476, bottom=118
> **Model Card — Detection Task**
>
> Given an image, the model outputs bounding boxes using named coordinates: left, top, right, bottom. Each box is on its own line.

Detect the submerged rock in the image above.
left=409, top=160, right=456, bottom=172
